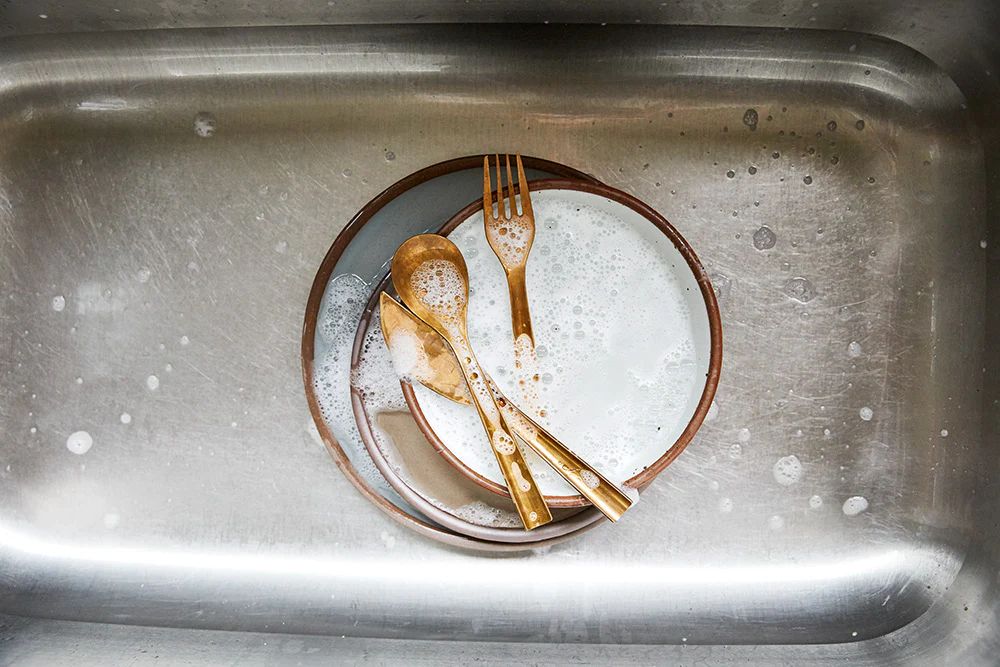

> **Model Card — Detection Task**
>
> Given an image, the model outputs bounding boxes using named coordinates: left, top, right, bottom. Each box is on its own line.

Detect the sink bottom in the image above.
left=0, top=25, right=985, bottom=645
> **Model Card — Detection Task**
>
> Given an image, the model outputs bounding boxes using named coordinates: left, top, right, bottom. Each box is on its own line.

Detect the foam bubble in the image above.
left=842, top=496, right=869, bottom=516
left=772, top=454, right=802, bottom=486
left=485, top=212, right=533, bottom=266
left=454, top=501, right=521, bottom=528
left=51, top=295, right=65, bottom=312
left=492, top=431, right=517, bottom=456
left=66, top=430, right=93, bottom=455
left=809, top=494, right=823, bottom=509
left=311, top=275, right=404, bottom=499
left=386, top=329, right=433, bottom=383
left=410, top=259, right=466, bottom=322
left=580, top=469, right=601, bottom=489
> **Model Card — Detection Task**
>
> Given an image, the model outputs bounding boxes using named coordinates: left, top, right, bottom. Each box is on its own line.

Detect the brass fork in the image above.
left=483, top=154, right=536, bottom=344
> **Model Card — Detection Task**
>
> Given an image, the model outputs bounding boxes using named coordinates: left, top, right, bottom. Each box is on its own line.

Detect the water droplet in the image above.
left=384, top=150, right=396, bottom=161
left=51, top=295, right=65, bottom=312
left=718, top=497, right=733, bottom=512
left=726, top=170, right=736, bottom=179
left=753, top=226, right=777, bottom=250
left=729, top=443, right=742, bottom=459
left=146, top=375, right=160, bottom=391
left=830, top=156, right=840, bottom=165
left=809, top=495, right=823, bottom=509
left=842, top=496, right=869, bottom=516
left=772, top=151, right=780, bottom=159
left=137, top=267, right=151, bottom=283
left=867, top=176, right=876, bottom=184
left=737, top=427, right=751, bottom=443
left=859, top=406, right=873, bottom=421
left=193, top=111, right=217, bottom=138
left=748, top=165, right=758, bottom=175
left=772, top=455, right=803, bottom=486
left=120, top=412, right=132, bottom=424
left=803, top=175, right=813, bottom=185
left=742, top=108, right=759, bottom=130
left=940, top=429, right=949, bottom=437
left=827, top=120, right=838, bottom=131
left=783, top=277, right=816, bottom=302
left=769, top=515, right=785, bottom=530
left=980, top=239, right=988, bottom=249
left=66, top=431, right=93, bottom=455
left=855, top=120, right=865, bottom=130
left=179, top=335, right=190, bottom=346
left=274, top=240, right=288, bottom=253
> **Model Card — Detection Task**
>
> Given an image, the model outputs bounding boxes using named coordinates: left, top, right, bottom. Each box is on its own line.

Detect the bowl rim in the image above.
left=300, top=155, right=601, bottom=549
left=402, top=178, right=723, bottom=507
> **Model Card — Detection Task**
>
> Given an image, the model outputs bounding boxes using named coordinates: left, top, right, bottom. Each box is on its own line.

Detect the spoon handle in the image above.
left=490, top=381, right=634, bottom=521
left=451, top=336, right=552, bottom=530
left=506, top=266, right=534, bottom=343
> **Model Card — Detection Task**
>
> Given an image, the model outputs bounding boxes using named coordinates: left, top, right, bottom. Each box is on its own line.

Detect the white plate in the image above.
left=407, top=184, right=718, bottom=502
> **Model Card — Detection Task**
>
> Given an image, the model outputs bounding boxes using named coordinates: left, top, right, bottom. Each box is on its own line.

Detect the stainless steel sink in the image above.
left=1, top=3, right=999, bottom=664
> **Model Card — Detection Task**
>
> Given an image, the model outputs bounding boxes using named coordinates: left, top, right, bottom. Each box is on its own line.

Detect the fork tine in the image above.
left=483, top=155, right=494, bottom=220
left=505, top=154, right=516, bottom=217
left=515, top=153, right=532, bottom=219
left=495, top=154, right=508, bottom=219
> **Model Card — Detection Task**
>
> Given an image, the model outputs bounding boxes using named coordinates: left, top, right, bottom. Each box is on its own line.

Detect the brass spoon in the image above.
left=380, top=293, right=633, bottom=522
left=391, top=234, right=552, bottom=530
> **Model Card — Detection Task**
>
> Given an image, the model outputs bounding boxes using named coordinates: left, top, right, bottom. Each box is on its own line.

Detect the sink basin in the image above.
left=0, top=9, right=998, bottom=664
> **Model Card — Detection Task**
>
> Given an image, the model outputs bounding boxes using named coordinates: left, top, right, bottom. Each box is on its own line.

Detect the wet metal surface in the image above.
left=0, top=16, right=997, bottom=665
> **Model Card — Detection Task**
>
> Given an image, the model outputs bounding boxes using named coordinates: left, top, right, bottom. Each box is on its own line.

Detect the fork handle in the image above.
left=493, top=385, right=634, bottom=521
left=506, top=267, right=534, bottom=343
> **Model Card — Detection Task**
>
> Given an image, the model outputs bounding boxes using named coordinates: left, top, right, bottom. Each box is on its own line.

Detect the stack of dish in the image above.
left=302, top=156, right=721, bottom=550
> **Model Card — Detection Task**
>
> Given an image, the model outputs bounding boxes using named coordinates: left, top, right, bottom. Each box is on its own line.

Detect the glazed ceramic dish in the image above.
left=350, top=275, right=606, bottom=542
left=302, top=156, right=603, bottom=550
left=404, top=181, right=722, bottom=507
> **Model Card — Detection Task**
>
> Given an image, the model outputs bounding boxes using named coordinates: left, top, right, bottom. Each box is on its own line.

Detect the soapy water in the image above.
left=312, top=274, right=411, bottom=507
left=454, top=500, right=521, bottom=528
left=772, top=454, right=803, bottom=486
left=485, top=211, right=533, bottom=267
left=411, top=192, right=707, bottom=496
left=314, top=278, right=519, bottom=526
left=410, top=259, right=466, bottom=323
left=66, top=430, right=93, bottom=455
left=386, top=329, right=434, bottom=385
left=492, top=431, right=517, bottom=456
left=842, top=496, right=869, bottom=516
left=580, top=469, right=601, bottom=489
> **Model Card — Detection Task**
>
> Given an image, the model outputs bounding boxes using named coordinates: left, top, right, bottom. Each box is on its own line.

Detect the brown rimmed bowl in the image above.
left=402, top=179, right=723, bottom=508
left=301, top=155, right=602, bottom=549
